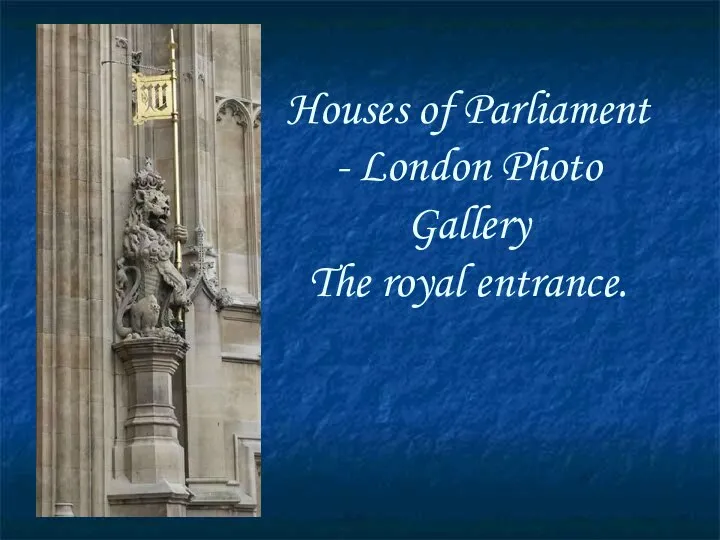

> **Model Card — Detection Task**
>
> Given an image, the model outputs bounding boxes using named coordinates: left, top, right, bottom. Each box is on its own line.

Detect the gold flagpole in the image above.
left=169, top=28, right=182, bottom=271
left=169, top=28, right=184, bottom=328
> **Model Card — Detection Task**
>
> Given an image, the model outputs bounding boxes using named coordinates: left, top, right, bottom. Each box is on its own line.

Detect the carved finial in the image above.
left=185, top=222, right=234, bottom=311
left=195, top=222, right=206, bottom=245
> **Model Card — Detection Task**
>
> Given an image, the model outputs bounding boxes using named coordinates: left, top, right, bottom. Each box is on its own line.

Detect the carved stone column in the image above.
left=108, top=338, right=192, bottom=516
left=37, top=23, right=106, bottom=518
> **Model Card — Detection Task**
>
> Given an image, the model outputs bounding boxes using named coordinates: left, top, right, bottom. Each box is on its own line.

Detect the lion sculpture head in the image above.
left=135, top=187, right=171, bottom=232
left=123, top=159, right=175, bottom=264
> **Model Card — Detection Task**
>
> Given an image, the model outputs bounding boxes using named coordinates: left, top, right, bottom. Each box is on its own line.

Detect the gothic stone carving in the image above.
left=115, top=159, right=190, bottom=341
left=185, top=223, right=234, bottom=310
left=216, top=99, right=248, bottom=127
left=215, top=96, right=258, bottom=128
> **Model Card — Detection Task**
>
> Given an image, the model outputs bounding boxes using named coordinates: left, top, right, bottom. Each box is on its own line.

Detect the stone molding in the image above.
left=221, top=353, right=261, bottom=365
left=107, top=479, right=192, bottom=517
left=233, top=434, right=261, bottom=511
left=113, top=337, right=189, bottom=366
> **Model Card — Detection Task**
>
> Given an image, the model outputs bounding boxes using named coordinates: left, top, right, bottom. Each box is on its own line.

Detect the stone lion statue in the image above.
left=115, top=158, right=190, bottom=340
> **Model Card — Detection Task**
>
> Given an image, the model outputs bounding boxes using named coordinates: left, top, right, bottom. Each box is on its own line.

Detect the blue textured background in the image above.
left=1, top=2, right=718, bottom=538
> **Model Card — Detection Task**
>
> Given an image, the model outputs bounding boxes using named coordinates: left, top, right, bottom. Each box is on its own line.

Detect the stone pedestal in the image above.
left=108, top=337, right=193, bottom=516
left=53, top=503, right=74, bottom=517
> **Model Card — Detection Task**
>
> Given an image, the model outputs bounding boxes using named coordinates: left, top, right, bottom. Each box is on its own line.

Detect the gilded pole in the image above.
left=169, top=28, right=184, bottom=328
left=169, top=29, right=182, bottom=271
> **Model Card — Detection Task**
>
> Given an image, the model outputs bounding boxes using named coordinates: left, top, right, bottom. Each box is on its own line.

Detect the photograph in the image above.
left=36, top=24, right=261, bottom=517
